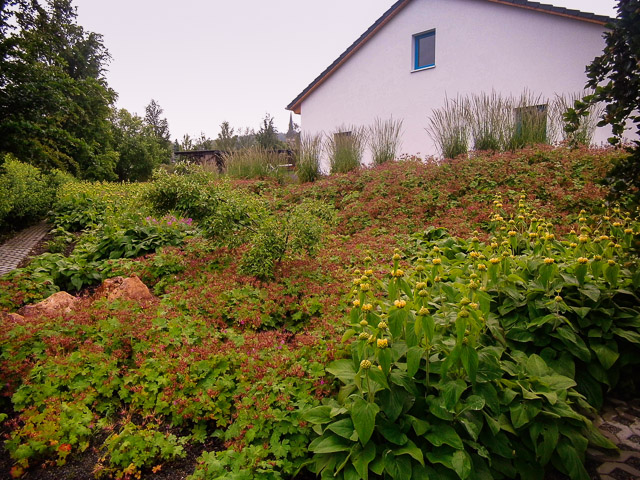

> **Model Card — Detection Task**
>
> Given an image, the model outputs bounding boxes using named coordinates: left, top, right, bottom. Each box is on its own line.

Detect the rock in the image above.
left=1, top=312, right=25, bottom=323
left=93, top=276, right=153, bottom=303
left=21, top=291, right=78, bottom=318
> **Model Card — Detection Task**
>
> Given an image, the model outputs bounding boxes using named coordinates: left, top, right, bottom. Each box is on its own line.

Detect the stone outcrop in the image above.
left=93, top=275, right=153, bottom=303
left=20, top=291, right=78, bottom=317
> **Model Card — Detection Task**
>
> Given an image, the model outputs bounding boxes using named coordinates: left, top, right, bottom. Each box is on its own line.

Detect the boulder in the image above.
left=21, top=291, right=78, bottom=318
left=93, top=276, right=153, bottom=303
left=1, top=312, right=25, bottom=323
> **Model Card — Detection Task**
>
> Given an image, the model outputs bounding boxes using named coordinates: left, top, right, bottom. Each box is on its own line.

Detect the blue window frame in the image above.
left=413, top=30, right=436, bottom=70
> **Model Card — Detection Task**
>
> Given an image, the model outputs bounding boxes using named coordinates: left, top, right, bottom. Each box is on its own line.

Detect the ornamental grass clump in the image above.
left=507, top=91, right=549, bottom=150
left=426, top=96, right=469, bottom=159
left=369, top=117, right=404, bottom=166
left=305, top=198, right=640, bottom=480
left=327, top=125, right=367, bottom=174
left=224, top=146, right=286, bottom=183
left=297, top=132, right=323, bottom=183
left=466, top=91, right=512, bottom=151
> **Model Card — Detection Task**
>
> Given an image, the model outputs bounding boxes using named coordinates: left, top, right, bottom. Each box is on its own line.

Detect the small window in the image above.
left=413, top=30, right=436, bottom=70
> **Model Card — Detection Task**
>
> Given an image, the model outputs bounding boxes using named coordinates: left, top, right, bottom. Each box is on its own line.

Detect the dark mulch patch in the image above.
left=0, top=436, right=220, bottom=480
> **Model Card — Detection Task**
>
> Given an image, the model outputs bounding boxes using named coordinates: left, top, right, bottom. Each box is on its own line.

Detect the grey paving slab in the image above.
left=589, top=399, right=640, bottom=479
left=0, top=222, right=49, bottom=276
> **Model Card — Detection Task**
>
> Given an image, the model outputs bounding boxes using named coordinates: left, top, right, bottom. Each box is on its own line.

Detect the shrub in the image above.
left=297, top=133, right=323, bottom=183
left=369, top=117, right=404, bottom=166
left=0, top=156, right=55, bottom=229
left=550, top=92, right=602, bottom=146
left=327, top=126, right=367, bottom=174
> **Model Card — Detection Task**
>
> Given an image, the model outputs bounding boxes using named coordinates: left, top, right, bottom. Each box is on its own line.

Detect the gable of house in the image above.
left=287, top=0, right=614, bottom=160
left=286, top=0, right=613, bottom=115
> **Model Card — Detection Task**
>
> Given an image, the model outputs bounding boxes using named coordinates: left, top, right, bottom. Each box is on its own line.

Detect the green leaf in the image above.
left=442, top=379, right=468, bottom=411
left=510, top=401, right=541, bottom=429
left=303, top=406, right=333, bottom=425
left=538, top=423, right=558, bottom=465
left=406, top=346, right=424, bottom=377
left=394, top=439, right=424, bottom=465
left=590, top=341, right=619, bottom=369
left=327, top=359, right=357, bottom=384
left=367, top=366, right=389, bottom=390
left=352, top=441, right=376, bottom=480
left=557, top=441, right=589, bottom=480
left=463, top=395, right=485, bottom=411
left=351, top=397, right=379, bottom=445
left=378, top=348, right=392, bottom=374
left=612, top=328, right=640, bottom=344
left=425, top=424, right=463, bottom=449
left=461, top=346, right=478, bottom=383
left=378, top=421, right=409, bottom=445
left=406, top=415, right=430, bottom=436
left=525, top=354, right=549, bottom=377
left=384, top=454, right=412, bottom=480
left=452, top=450, right=472, bottom=480
left=379, top=386, right=406, bottom=423
left=327, top=418, right=356, bottom=439
left=552, top=327, right=591, bottom=362
left=309, top=433, right=352, bottom=454
left=539, top=375, right=577, bottom=390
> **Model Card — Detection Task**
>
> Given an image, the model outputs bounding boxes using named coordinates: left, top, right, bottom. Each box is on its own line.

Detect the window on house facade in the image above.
left=413, top=30, right=436, bottom=71
left=513, top=104, right=548, bottom=146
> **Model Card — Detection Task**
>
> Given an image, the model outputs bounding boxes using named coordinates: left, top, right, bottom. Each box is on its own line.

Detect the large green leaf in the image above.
left=352, top=441, right=376, bottom=480
left=394, top=439, right=425, bottom=465
left=452, top=450, right=472, bottom=480
left=327, top=359, right=357, bottom=384
left=612, top=327, right=640, bottom=344
left=425, top=424, right=464, bottom=449
left=556, top=441, right=589, bottom=480
left=303, top=406, right=333, bottom=425
left=406, top=346, right=424, bottom=377
left=351, top=397, right=379, bottom=445
left=377, top=420, right=409, bottom=446
left=442, top=379, right=468, bottom=411
left=309, top=433, right=353, bottom=454
left=461, top=346, right=478, bottom=384
left=384, top=454, right=412, bottom=480
left=327, top=418, right=357, bottom=440
left=590, top=341, right=619, bottom=369
left=525, top=354, right=549, bottom=377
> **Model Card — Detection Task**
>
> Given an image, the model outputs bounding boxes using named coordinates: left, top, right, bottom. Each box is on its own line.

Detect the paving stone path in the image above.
left=0, top=222, right=49, bottom=276
left=589, top=398, right=640, bottom=479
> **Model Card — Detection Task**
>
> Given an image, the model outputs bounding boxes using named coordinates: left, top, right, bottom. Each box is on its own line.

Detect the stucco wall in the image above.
left=298, top=0, right=615, bottom=168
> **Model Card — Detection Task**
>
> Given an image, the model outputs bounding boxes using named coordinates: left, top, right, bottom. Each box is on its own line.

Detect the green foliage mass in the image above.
left=0, top=0, right=117, bottom=178
left=0, top=149, right=638, bottom=479
left=308, top=199, right=639, bottom=480
left=0, top=156, right=73, bottom=229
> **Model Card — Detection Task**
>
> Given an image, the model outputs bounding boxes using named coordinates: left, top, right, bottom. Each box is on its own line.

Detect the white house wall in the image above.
left=299, top=0, right=613, bottom=167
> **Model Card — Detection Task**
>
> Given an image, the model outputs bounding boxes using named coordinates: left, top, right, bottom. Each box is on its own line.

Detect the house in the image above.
left=286, top=0, right=616, bottom=163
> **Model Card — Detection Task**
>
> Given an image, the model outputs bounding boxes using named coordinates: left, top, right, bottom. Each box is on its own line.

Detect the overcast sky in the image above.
left=73, top=0, right=617, bottom=143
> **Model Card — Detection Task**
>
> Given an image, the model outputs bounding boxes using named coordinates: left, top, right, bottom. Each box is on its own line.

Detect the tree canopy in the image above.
left=0, top=0, right=118, bottom=178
